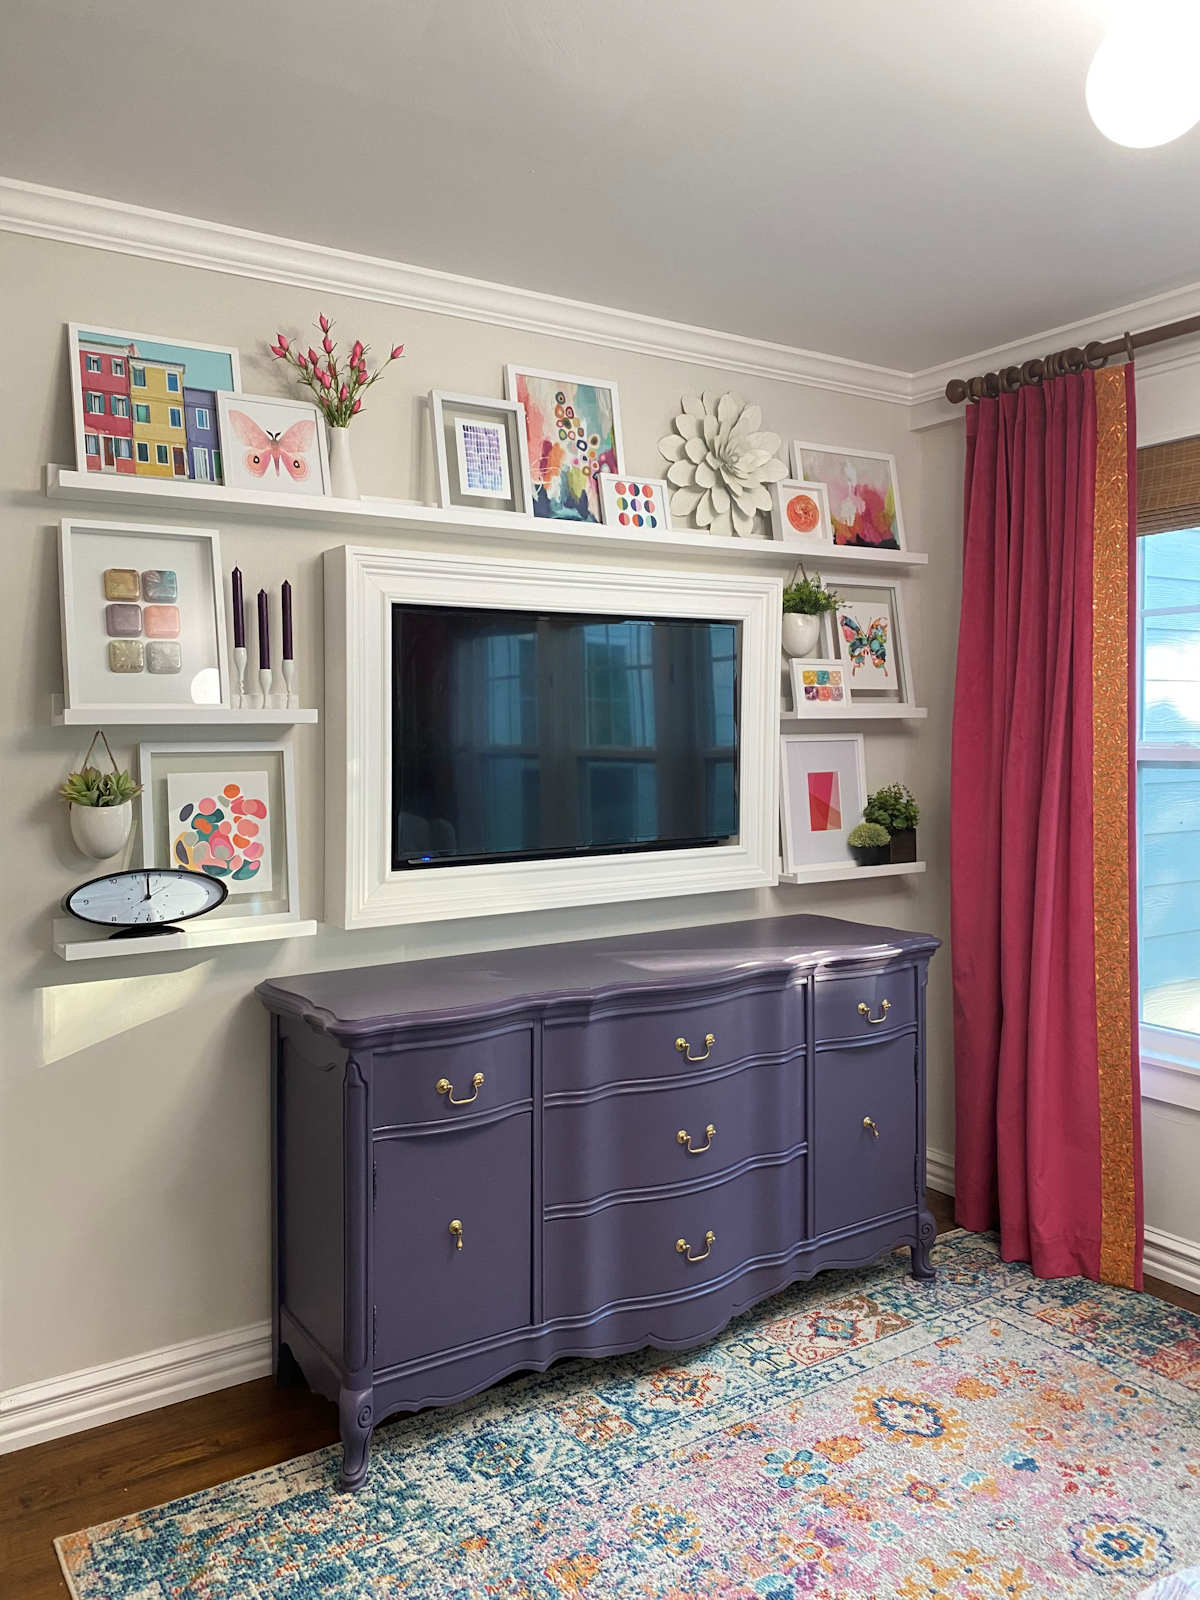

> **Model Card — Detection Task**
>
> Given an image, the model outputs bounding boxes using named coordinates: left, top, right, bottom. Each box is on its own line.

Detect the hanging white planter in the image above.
left=781, top=613, right=822, bottom=658
left=69, top=799, right=134, bottom=860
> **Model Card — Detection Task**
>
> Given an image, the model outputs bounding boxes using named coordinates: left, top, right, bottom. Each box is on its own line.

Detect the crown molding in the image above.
left=0, top=176, right=913, bottom=404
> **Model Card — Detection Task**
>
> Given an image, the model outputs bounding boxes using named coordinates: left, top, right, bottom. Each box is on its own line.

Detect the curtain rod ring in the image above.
left=1123, top=330, right=1136, bottom=365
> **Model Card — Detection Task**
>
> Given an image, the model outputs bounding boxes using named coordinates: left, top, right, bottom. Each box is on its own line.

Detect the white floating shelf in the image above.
left=777, top=861, right=926, bottom=886
left=49, top=695, right=318, bottom=727
left=45, top=466, right=928, bottom=571
left=52, top=916, right=319, bottom=961
left=781, top=705, right=928, bottom=724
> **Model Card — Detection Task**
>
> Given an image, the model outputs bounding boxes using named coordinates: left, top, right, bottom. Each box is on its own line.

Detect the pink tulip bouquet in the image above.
left=269, top=314, right=404, bottom=428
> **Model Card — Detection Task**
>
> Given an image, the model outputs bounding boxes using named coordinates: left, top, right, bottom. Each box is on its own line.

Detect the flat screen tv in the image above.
left=391, top=605, right=739, bottom=869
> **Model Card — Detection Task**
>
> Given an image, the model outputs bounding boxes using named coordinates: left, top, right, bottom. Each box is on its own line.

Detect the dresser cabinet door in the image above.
left=813, top=1038, right=916, bottom=1235
left=373, top=1115, right=532, bottom=1368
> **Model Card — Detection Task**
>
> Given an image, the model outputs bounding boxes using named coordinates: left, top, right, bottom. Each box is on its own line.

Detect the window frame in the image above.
left=168, top=405, right=183, bottom=430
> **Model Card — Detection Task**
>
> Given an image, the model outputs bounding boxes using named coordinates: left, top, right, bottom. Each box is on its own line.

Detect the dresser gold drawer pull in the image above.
left=449, top=1219, right=463, bottom=1249
left=676, top=1229, right=716, bottom=1263
left=675, top=1032, right=716, bottom=1062
left=863, top=1116, right=879, bottom=1138
left=677, top=1122, right=716, bottom=1155
left=436, top=1072, right=484, bottom=1105
left=857, top=999, right=891, bottom=1025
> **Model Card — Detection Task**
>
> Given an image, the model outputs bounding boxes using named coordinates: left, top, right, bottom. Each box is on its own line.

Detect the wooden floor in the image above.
left=3, top=1191, right=1196, bottom=1599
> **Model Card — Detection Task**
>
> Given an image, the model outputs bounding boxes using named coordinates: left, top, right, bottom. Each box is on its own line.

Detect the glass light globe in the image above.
left=1087, top=2, right=1200, bottom=148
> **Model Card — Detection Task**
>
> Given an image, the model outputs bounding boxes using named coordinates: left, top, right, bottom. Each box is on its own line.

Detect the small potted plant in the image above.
left=864, top=782, right=920, bottom=863
left=847, top=821, right=891, bottom=867
left=59, top=732, right=141, bottom=859
left=781, top=568, right=839, bottom=659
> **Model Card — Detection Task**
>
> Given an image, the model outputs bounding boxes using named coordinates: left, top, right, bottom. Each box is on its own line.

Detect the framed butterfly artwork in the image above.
left=216, top=392, right=331, bottom=498
left=820, top=577, right=915, bottom=706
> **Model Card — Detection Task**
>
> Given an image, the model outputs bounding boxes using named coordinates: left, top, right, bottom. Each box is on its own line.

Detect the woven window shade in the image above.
left=1137, top=435, right=1200, bottom=534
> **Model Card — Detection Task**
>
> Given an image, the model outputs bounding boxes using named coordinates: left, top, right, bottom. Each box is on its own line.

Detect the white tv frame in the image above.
left=325, top=542, right=781, bottom=928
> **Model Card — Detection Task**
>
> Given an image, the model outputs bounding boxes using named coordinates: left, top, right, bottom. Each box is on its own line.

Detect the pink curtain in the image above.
left=950, top=366, right=1143, bottom=1289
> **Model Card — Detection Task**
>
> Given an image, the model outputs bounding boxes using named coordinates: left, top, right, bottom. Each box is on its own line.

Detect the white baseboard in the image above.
left=0, top=1320, right=271, bottom=1455
left=926, top=1145, right=955, bottom=1197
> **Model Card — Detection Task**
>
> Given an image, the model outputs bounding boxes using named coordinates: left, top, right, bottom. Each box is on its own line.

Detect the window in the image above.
left=168, top=405, right=183, bottom=429
left=84, top=432, right=100, bottom=456
left=211, top=449, right=222, bottom=480
left=134, top=402, right=150, bottom=423
left=136, top=441, right=150, bottom=463
left=113, top=438, right=133, bottom=459
left=1136, top=526, right=1200, bottom=1091
left=85, top=353, right=102, bottom=373
left=131, top=364, right=146, bottom=387
left=85, top=391, right=104, bottom=413
left=194, top=406, right=210, bottom=431
left=166, top=371, right=180, bottom=392
left=111, top=395, right=129, bottom=418
left=111, top=359, right=125, bottom=377
left=156, top=444, right=169, bottom=466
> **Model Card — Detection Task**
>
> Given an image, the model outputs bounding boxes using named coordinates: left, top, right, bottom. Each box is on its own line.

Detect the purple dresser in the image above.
left=258, top=912, right=940, bottom=1488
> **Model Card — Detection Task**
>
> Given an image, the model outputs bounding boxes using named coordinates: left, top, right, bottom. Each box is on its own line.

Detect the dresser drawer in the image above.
left=373, top=1114, right=532, bottom=1367
left=813, top=1037, right=916, bottom=1234
left=543, top=982, right=805, bottom=1096
left=543, top=1153, right=806, bottom=1320
left=372, top=1025, right=533, bottom=1130
left=544, top=1053, right=806, bottom=1207
left=814, top=968, right=916, bottom=1043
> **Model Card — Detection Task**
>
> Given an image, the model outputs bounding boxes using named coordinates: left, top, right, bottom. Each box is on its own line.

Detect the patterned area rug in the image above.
left=57, top=1234, right=1200, bottom=1598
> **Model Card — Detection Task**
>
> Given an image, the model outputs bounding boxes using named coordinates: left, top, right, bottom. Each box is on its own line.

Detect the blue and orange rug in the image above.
left=57, top=1234, right=1199, bottom=1597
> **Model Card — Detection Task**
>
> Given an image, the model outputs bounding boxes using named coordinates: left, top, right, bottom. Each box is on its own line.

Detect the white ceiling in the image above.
left=2, top=0, right=1199, bottom=372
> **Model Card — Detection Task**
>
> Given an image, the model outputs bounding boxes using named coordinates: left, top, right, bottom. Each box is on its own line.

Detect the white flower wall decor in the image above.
left=658, top=392, right=788, bottom=538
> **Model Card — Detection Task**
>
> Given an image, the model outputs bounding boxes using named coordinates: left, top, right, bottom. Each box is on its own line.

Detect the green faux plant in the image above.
left=59, top=766, right=141, bottom=808
left=782, top=568, right=839, bottom=616
left=847, top=821, right=890, bottom=849
left=864, top=782, right=920, bottom=833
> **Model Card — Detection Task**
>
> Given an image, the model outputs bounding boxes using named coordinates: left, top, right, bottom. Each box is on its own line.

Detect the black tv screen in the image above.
left=391, top=605, right=739, bottom=869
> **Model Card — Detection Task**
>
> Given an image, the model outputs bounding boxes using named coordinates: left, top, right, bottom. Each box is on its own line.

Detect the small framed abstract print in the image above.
left=137, top=738, right=300, bottom=925
left=790, top=440, right=905, bottom=551
left=779, top=732, right=866, bottom=872
left=596, top=473, right=671, bottom=532
left=505, top=365, right=623, bottom=523
left=216, top=392, right=330, bottom=497
left=429, top=391, right=533, bottom=515
left=821, top=576, right=915, bottom=705
left=788, top=658, right=853, bottom=715
left=770, top=479, right=833, bottom=548
left=57, top=519, right=229, bottom=714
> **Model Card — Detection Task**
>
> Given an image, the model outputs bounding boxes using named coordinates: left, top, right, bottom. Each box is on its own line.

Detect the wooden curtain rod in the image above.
left=944, top=313, right=1200, bottom=404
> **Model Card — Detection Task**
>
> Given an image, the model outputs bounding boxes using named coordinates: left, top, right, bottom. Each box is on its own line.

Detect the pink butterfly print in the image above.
left=229, top=410, right=316, bottom=481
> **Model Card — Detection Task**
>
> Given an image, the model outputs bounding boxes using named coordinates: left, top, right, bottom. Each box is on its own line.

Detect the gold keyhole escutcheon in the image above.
left=437, top=1072, right=484, bottom=1105
left=863, top=1116, right=879, bottom=1138
left=449, top=1219, right=463, bottom=1250
left=677, top=1123, right=716, bottom=1154
left=675, top=1032, right=716, bottom=1062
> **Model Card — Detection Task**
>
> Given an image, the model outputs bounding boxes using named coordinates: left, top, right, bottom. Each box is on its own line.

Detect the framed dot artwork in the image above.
left=596, top=473, right=672, bottom=533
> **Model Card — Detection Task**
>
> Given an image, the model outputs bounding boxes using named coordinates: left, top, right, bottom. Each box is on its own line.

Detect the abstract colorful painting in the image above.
left=790, top=660, right=850, bottom=713
left=791, top=442, right=905, bottom=550
left=597, top=474, right=670, bottom=531
left=779, top=733, right=866, bottom=871
left=806, top=770, right=841, bottom=830
left=166, top=772, right=273, bottom=893
left=507, top=366, right=623, bottom=522
left=454, top=416, right=510, bottom=499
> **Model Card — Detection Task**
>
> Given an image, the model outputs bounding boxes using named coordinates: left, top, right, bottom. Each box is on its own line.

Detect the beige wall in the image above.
left=0, top=229, right=964, bottom=1392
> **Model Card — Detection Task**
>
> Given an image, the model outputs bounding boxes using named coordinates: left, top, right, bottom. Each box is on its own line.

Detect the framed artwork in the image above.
left=597, top=473, right=671, bottom=532
left=822, top=576, right=915, bottom=704
left=216, top=392, right=330, bottom=497
left=67, top=324, right=241, bottom=484
left=505, top=365, right=623, bottom=523
left=789, top=441, right=905, bottom=550
left=788, top=658, right=853, bottom=714
left=429, top=391, right=533, bottom=515
left=779, top=732, right=867, bottom=872
left=138, top=739, right=300, bottom=925
left=58, top=519, right=229, bottom=713
left=770, top=479, right=833, bottom=548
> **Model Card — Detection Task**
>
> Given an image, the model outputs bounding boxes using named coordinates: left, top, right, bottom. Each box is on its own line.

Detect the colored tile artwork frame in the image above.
left=789, top=658, right=851, bottom=714
left=506, top=366, right=623, bottom=523
left=166, top=771, right=274, bottom=894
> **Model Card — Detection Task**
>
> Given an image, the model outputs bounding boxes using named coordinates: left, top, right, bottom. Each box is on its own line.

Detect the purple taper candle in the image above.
left=257, top=588, right=270, bottom=670
left=281, top=580, right=293, bottom=661
left=231, top=565, right=245, bottom=649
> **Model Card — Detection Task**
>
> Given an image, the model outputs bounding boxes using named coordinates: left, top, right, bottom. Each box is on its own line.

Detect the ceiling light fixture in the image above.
left=1086, top=0, right=1200, bottom=148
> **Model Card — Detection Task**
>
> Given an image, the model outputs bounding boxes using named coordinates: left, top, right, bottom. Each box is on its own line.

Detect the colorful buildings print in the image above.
left=131, top=357, right=188, bottom=478
left=78, top=340, right=135, bottom=474
left=184, top=388, right=221, bottom=482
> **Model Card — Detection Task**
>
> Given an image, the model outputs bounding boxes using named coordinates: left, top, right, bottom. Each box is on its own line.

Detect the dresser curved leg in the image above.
left=910, top=1210, right=937, bottom=1280
left=337, top=1387, right=374, bottom=1490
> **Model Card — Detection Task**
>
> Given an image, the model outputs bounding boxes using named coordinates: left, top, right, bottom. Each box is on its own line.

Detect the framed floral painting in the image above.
left=505, top=365, right=623, bottom=523
left=790, top=441, right=905, bottom=550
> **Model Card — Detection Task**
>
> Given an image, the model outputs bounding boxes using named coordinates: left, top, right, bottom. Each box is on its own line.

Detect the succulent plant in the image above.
left=864, top=783, right=920, bottom=833
left=59, top=766, right=141, bottom=808
left=848, top=821, right=891, bottom=849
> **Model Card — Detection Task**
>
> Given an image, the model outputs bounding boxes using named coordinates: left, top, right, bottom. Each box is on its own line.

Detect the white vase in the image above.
left=69, top=800, right=133, bottom=860
left=329, top=427, right=360, bottom=499
left=781, top=613, right=822, bottom=658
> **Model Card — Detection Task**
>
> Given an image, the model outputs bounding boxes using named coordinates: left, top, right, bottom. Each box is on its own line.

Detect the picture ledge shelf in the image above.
left=777, top=860, right=927, bottom=886
left=45, top=467, right=928, bottom=570
left=49, top=695, right=318, bottom=728
left=781, top=706, right=928, bottom=723
left=52, top=916, right=319, bottom=961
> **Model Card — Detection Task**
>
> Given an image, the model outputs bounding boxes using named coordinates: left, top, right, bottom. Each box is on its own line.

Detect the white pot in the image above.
left=69, top=800, right=133, bottom=860
left=781, top=613, right=823, bottom=658
left=329, top=426, right=360, bottom=500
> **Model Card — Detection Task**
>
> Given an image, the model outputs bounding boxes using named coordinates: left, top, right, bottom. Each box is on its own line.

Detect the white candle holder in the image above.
left=281, top=658, right=298, bottom=710
left=258, top=666, right=274, bottom=711
left=232, top=645, right=248, bottom=709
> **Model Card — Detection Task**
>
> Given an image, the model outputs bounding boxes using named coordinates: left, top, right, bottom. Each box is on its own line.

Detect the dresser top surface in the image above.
left=259, top=913, right=938, bottom=1038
